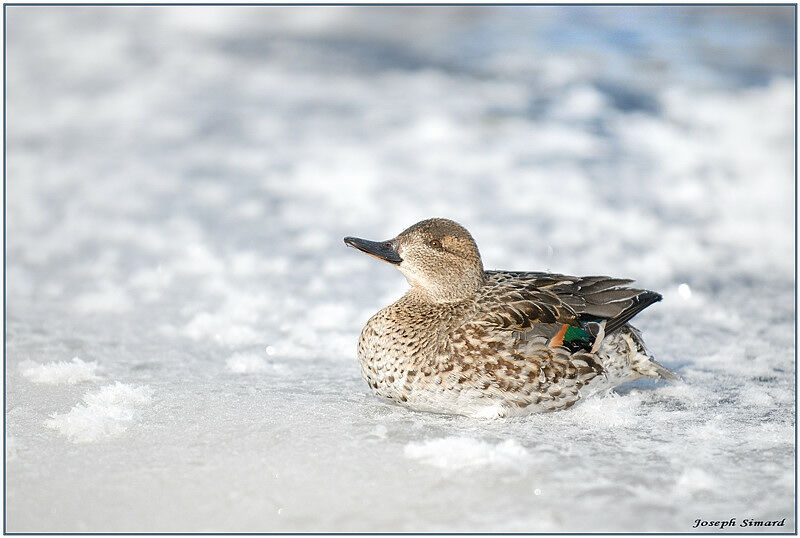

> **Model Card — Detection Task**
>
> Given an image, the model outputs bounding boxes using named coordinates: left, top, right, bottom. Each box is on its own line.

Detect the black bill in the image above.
left=343, top=237, right=402, bottom=265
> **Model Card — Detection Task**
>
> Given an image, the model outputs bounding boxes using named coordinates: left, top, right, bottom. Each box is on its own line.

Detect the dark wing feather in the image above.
left=480, top=271, right=661, bottom=335
left=476, top=271, right=582, bottom=331
left=598, top=290, right=662, bottom=334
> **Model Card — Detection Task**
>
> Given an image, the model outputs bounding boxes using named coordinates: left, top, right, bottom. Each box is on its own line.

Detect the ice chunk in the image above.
left=676, top=468, right=717, bottom=495
left=20, top=357, right=100, bottom=385
left=45, top=383, right=153, bottom=443
left=404, top=437, right=529, bottom=470
left=559, top=392, right=641, bottom=428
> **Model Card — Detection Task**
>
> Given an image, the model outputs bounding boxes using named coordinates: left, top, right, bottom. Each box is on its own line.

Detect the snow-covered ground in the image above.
left=5, top=6, right=795, bottom=532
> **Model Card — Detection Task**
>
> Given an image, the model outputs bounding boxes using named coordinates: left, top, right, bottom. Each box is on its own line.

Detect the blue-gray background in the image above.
left=5, top=6, right=795, bottom=532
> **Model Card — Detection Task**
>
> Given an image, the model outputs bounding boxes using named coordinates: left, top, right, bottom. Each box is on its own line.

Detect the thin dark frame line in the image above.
left=2, top=2, right=797, bottom=536
left=794, top=5, right=798, bottom=538
left=2, top=2, right=799, bottom=6
left=3, top=3, right=7, bottom=536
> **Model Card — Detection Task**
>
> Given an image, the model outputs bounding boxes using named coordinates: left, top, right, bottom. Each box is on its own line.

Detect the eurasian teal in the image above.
left=344, top=218, right=676, bottom=418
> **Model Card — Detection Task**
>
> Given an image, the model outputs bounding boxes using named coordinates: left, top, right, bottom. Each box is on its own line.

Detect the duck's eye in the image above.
left=429, top=240, right=441, bottom=248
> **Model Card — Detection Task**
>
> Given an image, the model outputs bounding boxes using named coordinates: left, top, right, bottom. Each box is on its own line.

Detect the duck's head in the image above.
left=344, top=218, right=485, bottom=303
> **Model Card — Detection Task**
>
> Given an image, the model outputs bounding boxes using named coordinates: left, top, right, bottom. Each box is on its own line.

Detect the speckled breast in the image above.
left=356, top=296, right=473, bottom=409
left=357, top=312, right=431, bottom=405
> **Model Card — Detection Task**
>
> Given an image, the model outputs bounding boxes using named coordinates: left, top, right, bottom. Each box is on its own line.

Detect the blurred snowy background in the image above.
left=5, top=5, right=795, bottom=532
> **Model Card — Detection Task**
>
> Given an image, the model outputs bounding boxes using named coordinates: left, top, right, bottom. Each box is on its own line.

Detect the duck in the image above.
left=344, top=218, right=677, bottom=418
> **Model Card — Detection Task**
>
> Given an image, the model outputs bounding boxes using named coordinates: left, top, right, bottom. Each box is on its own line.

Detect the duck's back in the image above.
left=474, top=270, right=676, bottom=382
left=479, top=271, right=663, bottom=334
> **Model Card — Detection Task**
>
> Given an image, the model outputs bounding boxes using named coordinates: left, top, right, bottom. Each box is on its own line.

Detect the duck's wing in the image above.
left=481, top=270, right=662, bottom=337
left=475, top=271, right=583, bottom=330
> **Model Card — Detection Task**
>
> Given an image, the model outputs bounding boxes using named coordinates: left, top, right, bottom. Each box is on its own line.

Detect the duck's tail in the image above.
left=623, top=326, right=680, bottom=382
left=599, top=325, right=681, bottom=383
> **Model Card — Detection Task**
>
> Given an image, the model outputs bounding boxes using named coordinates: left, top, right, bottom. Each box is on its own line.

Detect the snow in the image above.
left=45, top=383, right=154, bottom=443
left=678, top=283, right=692, bottom=300
left=225, top=352, right=284, bottom=374
left=675, top=468, right=718, bottom=496
left=20, top=357, right=100, bottom=385
left=5, top=5, right=795, bottom=533
left=404, top=437, right=529, bottom=470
